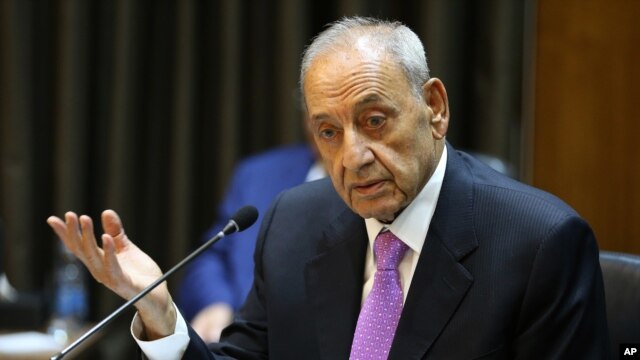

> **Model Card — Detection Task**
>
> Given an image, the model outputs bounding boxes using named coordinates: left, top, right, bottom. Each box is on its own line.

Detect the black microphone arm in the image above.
left=50, top=205, right=259, bottom=360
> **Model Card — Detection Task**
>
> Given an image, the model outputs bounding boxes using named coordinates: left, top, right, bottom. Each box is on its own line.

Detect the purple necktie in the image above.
left=350, top=230, right=409, bottom=360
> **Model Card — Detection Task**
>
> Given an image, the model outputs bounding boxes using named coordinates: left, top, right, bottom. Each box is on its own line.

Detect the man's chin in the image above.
left=352, top=203, right=399, bottom=222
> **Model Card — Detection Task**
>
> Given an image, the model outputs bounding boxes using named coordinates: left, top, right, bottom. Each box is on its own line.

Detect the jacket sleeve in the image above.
left=513, top=215, right=610, bottom=359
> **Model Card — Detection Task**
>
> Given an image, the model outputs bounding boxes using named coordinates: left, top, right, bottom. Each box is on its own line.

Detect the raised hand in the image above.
left=47, top=210, right=176, bottom=339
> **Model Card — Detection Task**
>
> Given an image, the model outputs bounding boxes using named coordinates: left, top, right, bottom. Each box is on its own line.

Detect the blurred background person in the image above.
left=177, top=114, right=326, bottom=342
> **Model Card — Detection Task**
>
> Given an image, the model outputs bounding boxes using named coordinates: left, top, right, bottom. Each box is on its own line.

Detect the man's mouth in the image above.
left=353, top=180, right=385, bottom=195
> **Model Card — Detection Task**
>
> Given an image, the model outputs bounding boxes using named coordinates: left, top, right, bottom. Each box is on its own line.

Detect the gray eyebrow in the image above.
left=355, top=94, right=383, bottom=109
left=309, top=93, right=398, bottom=125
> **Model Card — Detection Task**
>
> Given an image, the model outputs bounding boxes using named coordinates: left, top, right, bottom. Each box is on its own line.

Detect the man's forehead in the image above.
left=305, top=55, right=399, bottom=96
left=311, top=41, right=389, bottom=69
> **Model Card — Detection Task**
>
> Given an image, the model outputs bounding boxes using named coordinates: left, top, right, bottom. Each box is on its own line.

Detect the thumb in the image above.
left=101, top=209, right=125, bottom=238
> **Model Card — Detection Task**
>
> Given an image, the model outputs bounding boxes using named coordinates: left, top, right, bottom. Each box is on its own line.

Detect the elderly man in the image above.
left=48, top=17, right=609, bottom=359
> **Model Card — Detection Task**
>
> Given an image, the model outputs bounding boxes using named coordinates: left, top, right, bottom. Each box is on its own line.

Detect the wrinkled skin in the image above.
left=304, top=45, right=449, bottom=222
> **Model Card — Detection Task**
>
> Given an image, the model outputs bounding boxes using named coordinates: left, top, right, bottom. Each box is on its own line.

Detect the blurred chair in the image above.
left=599, top=250, right=640, bottom=358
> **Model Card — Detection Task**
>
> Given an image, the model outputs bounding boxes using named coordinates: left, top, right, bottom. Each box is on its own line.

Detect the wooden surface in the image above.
left=0, top=325, right=97, bottom=360
left=531, top=0, right=640, bottom=253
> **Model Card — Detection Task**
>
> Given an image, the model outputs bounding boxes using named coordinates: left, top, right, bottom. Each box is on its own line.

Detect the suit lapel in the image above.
left=305, top=208, right=368, bottom=360
left=390, top=144, right=478, bottom=359
left=305, top=144, right=478, bottom=359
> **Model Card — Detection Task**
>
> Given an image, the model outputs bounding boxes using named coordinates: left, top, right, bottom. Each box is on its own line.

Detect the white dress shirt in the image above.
left=362, top=146, right=447, bottom=304
left=133, top=147, right=447, bottom=359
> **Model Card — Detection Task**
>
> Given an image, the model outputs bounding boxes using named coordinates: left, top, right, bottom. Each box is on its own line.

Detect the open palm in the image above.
left=47, top=210, right=175, bottom=338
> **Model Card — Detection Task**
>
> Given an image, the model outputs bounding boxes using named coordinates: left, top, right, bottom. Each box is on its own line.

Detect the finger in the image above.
left=101, top=209, right=123, bottom=237
left=47, top=216, right=69, bottom=240
left=64, top=212, right=81, bottom=240
left=82, top=233, right=113, bottom=287
left=102, top=209, right=130, bottom=251
left=101, top=234, right=118, bottom=272
left=47, top=213, right=81, bottom=253
left=79, top=215, right=102, bottom=262
left=61, top=212, right=84, bottom=253
left=101, top=234, right=130, bottom=298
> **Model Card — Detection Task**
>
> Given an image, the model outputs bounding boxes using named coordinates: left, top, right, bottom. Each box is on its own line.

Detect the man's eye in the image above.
left=319, top=128, right=337, bottom=139
left=366, top=116, right=385, bottom=128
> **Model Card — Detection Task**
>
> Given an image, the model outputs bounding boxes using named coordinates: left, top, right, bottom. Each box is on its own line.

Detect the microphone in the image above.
left=50, top=205, right=259, bottom=360
left=220, top=205, right=259, bottom=234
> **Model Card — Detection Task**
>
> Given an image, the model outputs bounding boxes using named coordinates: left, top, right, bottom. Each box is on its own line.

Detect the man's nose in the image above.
left=342, top=130, right=374, bottom=171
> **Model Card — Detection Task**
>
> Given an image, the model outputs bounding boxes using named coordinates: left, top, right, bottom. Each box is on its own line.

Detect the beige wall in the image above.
left=529, top=0, right=640, bottom=253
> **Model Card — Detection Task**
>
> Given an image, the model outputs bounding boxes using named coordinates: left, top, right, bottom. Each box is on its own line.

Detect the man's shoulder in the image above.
left=450, top=149, right=593, bottom=259
left=278, top=178, right=341, bottom=205
left=256, top=179, right=358, bottom=253
left=269, top=178, right=350, bottom=220
left=455, top=150, right=579, bottom=220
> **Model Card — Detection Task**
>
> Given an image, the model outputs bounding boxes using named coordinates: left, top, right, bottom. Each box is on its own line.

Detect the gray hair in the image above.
left=300, top=17, right=430, bottom=102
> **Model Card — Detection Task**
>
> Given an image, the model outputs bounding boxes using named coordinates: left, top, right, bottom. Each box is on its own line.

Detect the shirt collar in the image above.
left=365, top=146, right=447, bottom=255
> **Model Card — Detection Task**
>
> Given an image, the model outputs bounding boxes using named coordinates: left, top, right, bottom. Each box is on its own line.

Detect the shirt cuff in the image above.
left=131, top=302, right=190, bottom=360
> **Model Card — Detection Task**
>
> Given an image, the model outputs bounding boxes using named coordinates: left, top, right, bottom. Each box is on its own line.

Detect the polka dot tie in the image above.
left=350, top=230, right=409, bottom=360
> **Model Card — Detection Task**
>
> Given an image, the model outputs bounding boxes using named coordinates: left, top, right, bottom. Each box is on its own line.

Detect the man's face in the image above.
left=304, top=46, right=448, bottom=222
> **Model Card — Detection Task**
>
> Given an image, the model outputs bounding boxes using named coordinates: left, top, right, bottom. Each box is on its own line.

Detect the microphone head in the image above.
left=231, top=205, right=259, bottom=232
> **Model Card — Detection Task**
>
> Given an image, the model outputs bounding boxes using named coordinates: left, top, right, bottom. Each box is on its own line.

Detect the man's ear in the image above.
left=422, top=78, right=449, bottom=140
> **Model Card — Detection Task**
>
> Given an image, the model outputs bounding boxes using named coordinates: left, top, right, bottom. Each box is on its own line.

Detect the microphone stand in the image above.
left=51, top=227, right=232, bottom=360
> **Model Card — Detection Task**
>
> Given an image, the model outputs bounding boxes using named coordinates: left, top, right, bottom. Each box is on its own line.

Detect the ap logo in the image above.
left=621, top=344, right=640, bottom=358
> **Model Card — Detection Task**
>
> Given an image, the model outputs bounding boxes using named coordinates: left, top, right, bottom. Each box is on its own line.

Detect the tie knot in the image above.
left=374, top=230, right=409, bottom=270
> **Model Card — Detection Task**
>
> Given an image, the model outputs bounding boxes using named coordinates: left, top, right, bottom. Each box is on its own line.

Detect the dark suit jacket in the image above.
left=183, top=144, right=610, bottom=359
